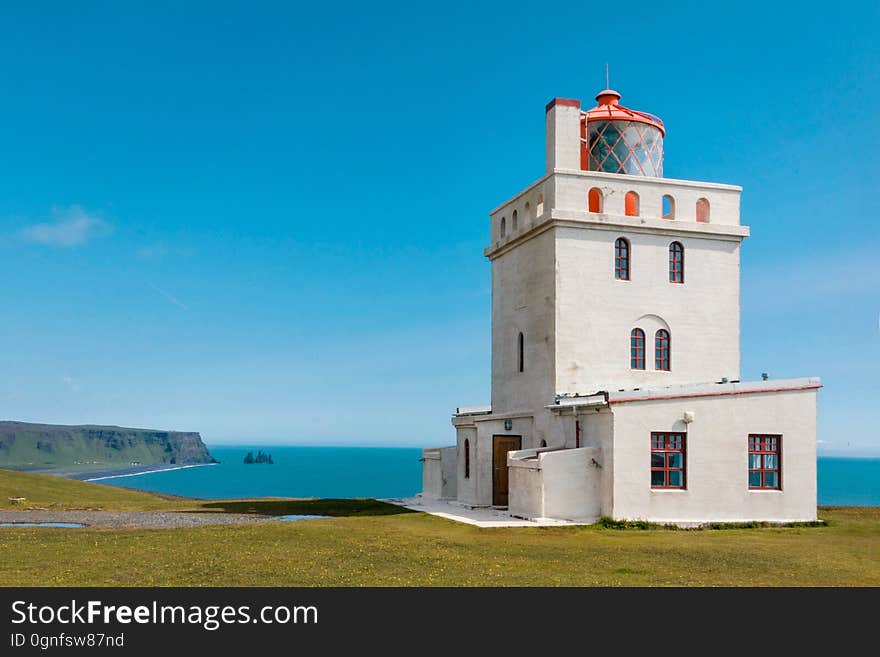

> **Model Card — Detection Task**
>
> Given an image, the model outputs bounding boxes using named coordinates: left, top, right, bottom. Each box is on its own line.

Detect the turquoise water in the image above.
left=818, top=458, right=880, bottom=506
left=95, top=446, right=423, bottom=499
left=93, top=448, right=880, bottom=506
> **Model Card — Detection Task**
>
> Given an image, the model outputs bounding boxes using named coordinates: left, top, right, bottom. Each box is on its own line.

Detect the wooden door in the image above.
left=492, top=435, right=522, bottom=506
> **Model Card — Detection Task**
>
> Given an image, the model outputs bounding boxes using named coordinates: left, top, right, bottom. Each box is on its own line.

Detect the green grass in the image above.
left=1, top=469, right=879, bottom=586
left=0, top=468, right=192, bottom=511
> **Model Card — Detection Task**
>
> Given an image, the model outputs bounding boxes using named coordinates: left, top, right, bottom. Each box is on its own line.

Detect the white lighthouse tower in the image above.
left=420, top=89, right=820, bottom=525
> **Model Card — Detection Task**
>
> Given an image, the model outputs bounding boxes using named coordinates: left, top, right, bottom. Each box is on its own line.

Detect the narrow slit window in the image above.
left=464, top=439, right=470, bottom=479
left=500, top=216, right=507, bottom=238
left=669, top=241, right=684, bottom=283
left=517, top=332, right=524, bottom=373
left=614, top=238, right=630, bottom=280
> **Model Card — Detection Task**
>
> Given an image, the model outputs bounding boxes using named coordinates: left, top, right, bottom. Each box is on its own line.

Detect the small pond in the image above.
left=275, top=515, right=328, bottom=522
left=0, top=522, right=85, bottom=528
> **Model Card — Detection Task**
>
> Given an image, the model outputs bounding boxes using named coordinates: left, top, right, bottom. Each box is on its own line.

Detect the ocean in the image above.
left=93, top=446, right=424, bottom=500
left=92, top=447, right=880, bottom=506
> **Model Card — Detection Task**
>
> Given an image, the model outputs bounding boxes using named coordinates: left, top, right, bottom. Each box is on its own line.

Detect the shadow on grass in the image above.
left=198, top=498, right=416, bottom=518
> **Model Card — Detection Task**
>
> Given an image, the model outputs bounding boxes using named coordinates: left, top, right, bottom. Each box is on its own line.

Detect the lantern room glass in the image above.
left=587, top=120, right=664, bottom=177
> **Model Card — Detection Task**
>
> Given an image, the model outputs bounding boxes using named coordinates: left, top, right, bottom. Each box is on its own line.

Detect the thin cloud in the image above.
left=61, top=375, right=81, bottom=392
left=148, top=282, right=189, bottom=311
left=136, top=244, right=168, bottom=260
left=21, top=205, right=112, bottom=247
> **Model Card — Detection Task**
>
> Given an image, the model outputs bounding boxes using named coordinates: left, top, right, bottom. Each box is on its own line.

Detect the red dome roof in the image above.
left=584, top=89, right=665, bottom=136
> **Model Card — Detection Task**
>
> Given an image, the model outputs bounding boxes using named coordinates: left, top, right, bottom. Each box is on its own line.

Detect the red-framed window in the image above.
left=651, top=432, right=686, bottom=489
left=614, top=238, right=630, bottom=280
left=669, top=241, right=684, bottom=283
left=655, top=329, right=670, bottom=371
left=630, top=328, right=645, bottom=370
left=748, top=435, right=781, bottom=489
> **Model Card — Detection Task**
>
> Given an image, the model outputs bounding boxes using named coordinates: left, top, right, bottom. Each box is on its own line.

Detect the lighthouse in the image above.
left=420, top=89, right=820, bottom=525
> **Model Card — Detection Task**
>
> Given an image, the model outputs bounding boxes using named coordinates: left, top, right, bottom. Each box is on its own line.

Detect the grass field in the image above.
left=1, top=469, right=879, bottom=586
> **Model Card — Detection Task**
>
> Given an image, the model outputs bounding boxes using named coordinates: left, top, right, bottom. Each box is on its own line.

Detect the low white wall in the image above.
left=421, top=446, right=458, bottom=500
left=508, top=446, right=604, bottom=522
left=509, top=455, right=543, bottom=519
left=541, top=447, right=603, bottom=521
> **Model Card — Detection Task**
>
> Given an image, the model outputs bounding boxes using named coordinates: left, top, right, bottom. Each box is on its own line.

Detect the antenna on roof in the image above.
left=605, top=63, right=610, bottom=89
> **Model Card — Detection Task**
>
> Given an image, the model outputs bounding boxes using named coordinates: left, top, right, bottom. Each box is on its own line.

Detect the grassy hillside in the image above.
left=1, top=469, right=878, bottom=586
left=0, top=468, right=190, bottom=511
left=0, top=421, right=215, bottom=472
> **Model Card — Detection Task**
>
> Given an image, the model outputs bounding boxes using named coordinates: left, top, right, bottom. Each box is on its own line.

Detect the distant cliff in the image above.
left=0, top=421, right=216, bottom=472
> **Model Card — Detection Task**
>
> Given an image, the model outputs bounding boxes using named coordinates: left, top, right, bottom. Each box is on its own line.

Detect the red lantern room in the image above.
left=581, top=89, right=665, bottom=177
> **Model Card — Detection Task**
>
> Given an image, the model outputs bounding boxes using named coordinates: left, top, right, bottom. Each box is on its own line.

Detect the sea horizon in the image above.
left=84, top=446, right=880, bottom=507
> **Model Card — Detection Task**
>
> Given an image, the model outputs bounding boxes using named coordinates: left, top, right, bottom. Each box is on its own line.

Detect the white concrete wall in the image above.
left=489, top=170, right=744, bottom=247
left=491, top=230, right=556, bottom=414
left=578, top=409, right=615, bottom=517
left=421, top=448, right=443, bottom=499
left=489, top=179, right=549, bottom=244
left=455, top=425, right=477, bottom=504
left=541, top=447, right=603, bottom=521
left=487, top=169, right=745, bottom=401
left=545, top=99, right=581, bottom=173
left=610, top=388, right=818, bottom=523
left=554, top=224, right=742, bottom=394
left=508, top=446, right=604, bottom=521
left=459, top=415, right=534, bottom=506
left=420, top=446, right=457, bottom=500
left=508, top=454, right=543, bottom=519
left=552, top=170, right=742, bottom=227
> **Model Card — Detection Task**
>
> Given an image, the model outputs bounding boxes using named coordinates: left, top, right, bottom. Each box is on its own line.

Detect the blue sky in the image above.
left=0, top=2, right=876, bottom=453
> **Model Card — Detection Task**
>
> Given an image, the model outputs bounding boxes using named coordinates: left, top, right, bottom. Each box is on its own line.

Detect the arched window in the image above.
left=540, top=439, right=547, bottom=448
left=696, top=198, right=710, bottom=223
left=662, top=195, right=675, bottom=219
left=512, top=210, right=518, bottom=232
left=464, top=439, right=470, bottom=479
left=655, top=329, right=671, bottom=371
left=669, top=242, right=684, bottom=283
left=588, top=187, right=603, bottom=213
left=536, top=192, right=544, bottom=218
left=630, top=328, right=646, bottom=370
left=517, top=332, right=524, bottom=373
left=524, top=201, right=531, bottom=220
left=625, top=191, right=639, bottom=217
left=500, top=216, right=507, bottom=238
left=614, top=238, right=630, bottom=280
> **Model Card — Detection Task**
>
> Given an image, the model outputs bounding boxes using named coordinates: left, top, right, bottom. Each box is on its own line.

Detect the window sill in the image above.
left=650, top=488, right=688, bottom=492
left=748, top=488, right=782, bottom=493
